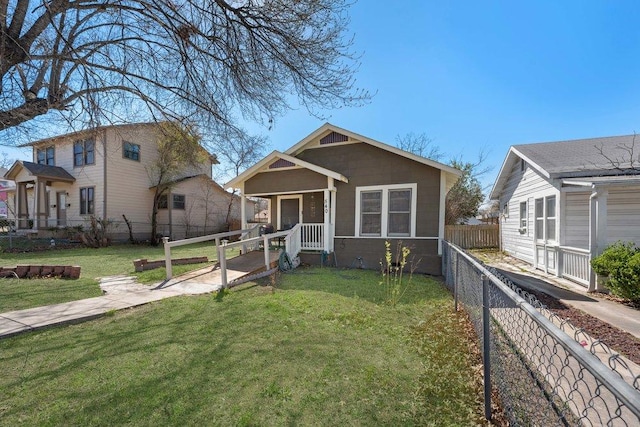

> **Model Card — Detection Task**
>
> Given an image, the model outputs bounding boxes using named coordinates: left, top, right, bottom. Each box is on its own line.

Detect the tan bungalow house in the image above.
left=4, top=122, right=251, bottom=240
left=227, top=123, right=461, bottom=275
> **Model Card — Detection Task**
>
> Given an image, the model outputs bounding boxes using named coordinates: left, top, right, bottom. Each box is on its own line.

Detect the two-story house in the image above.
left=3, top=122, right=252, bottom=240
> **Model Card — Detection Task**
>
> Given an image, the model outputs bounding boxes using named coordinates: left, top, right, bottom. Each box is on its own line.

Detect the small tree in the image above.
left=147, top=122, right=207, bottom=245
left=445, top=159, right=486, bottom=225
left=395, top=133, right=489, bottom=225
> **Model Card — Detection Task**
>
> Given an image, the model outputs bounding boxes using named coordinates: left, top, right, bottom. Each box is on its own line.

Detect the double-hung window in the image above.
left=74, top=138, right=95, bottom=166
left=36, top=146, right=55, bottom=165
left=80, top=187, right=95, bottom=215
left=519, top=201, right=527, bottom=234
left=356, top=183, right=417, bottom=238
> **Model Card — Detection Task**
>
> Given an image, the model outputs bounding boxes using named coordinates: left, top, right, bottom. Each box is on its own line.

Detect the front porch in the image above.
left=228, top=150, right=348, bottom=256
left=4, top=161, right=76, bottom=232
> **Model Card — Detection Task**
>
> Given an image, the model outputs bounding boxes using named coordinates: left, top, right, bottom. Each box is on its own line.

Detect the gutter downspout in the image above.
left=588, top=187, right=597, bottom=292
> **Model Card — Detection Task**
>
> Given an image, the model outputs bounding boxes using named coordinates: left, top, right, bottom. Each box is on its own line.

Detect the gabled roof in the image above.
left=227, top=123, right=462, bottom=191
left=490, top=134, right=640, bottom=199
left=226, top=149, right=349, bottom=189
left=5, top=161, right=75, bottom=183
left=286, top=122, right=462, bottom=177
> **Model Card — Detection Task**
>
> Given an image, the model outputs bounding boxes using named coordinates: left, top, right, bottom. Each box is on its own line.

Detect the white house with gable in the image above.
left=490, top=134, right=640, bottom=291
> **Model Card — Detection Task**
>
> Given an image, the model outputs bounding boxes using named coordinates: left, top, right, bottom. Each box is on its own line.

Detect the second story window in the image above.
left=74, top=138, right=95, bottom=167
left=123, top=141, right=140, bottom=161
left=36, top=146, right=55, bottom=166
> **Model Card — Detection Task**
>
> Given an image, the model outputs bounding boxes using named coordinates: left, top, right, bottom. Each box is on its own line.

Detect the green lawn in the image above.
left=0, top=243, right=237, bottom=312
left=0, top=267, right=484, bottom=426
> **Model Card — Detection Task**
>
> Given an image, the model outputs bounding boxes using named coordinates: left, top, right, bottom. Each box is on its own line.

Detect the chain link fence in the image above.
left=442, top=241, right=640, bottom=425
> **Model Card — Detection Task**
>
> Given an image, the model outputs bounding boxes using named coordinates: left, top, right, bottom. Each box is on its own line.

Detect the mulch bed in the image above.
left=528, top=290, right=640, bottom=365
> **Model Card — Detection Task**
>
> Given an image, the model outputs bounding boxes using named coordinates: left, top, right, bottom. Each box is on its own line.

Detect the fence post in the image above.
left=215, top=237, right=227, bottom=288
left=454, top=251, right=459, bottom=312
left=482, top=274, right=492, bottom=422
left=163, top=237, right=172, bottom=279
left=264, top=235, right=270, bottom=269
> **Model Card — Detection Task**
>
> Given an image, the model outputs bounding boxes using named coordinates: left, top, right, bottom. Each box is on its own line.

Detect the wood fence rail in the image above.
left=445, top=224, right=499, bottom=249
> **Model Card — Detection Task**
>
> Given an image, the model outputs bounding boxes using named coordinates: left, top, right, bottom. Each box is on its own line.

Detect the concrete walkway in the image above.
left=0, top=251, right=280, bottom=339
left=479, top=252, right=640, bottom=340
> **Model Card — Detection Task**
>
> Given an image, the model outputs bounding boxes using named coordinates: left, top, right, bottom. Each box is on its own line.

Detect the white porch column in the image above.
left=596, top=187, right=608, bottom=255
left=240, top=192, right=247, bottom=230
left=323, top=188, right=330, bottom=252
left=588, top=186, right=608, bottom=292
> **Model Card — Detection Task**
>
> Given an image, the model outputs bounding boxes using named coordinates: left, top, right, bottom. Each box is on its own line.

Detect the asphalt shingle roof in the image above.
left=515, top=134, right=640, bottom=177
left=20, top=161, right=75, bottom=182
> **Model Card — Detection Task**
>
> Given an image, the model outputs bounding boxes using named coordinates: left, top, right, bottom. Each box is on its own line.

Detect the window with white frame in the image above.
left=519, top=201, right=527, bottom=234
left=545, top=195, right=556, bottom=241
left=534, top=195, right=556, bottom=242
left=355, top=184, right=416, bottom=237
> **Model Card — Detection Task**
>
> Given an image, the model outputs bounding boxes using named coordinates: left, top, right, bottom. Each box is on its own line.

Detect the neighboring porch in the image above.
left=4, top=161, right=76, bottom=231
left=536, top=176, right=640, bottom=291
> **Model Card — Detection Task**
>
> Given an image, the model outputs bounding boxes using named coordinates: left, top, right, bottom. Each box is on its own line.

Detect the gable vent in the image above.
left=269, top=158, right=296, bottom=169
left=320, top=131, right=348, bottom=145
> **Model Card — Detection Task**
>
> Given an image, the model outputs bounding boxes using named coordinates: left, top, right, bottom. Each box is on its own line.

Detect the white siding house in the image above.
left=4, top=123, right=249, bottom=241
left=491, top=134, right=640, bottom=291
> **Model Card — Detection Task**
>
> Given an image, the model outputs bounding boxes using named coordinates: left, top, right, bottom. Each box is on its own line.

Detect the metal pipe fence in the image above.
left=442, top=241, right=640, bottom=425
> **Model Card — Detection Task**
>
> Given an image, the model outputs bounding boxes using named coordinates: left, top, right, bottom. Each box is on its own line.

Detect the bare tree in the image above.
left=395, top=133, right=444, bottom=161
left=147, top=122, right=207, bottom=245
left=214, top=132, right=268, bottom=227
left=593, top=134, right=640, bottom=172
left=1, top=0, right=369, bottom=140
left=396, top=133, right=490, bottom=225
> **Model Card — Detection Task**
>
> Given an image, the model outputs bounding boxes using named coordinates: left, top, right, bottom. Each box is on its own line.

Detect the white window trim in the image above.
left=533, top=195, right=557, bottom=243
left=519, top=200, right=528, bottom=235
left=355, top=183, right=417, bottom=238
left=276, top=194, right=303, bottom=230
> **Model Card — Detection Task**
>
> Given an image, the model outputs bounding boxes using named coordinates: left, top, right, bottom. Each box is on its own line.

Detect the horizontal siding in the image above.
left=499, top=161, right=555, bottom=264
left=607, top=189, right=640, bottom=245
left=563, top=191, right=589, bottom=248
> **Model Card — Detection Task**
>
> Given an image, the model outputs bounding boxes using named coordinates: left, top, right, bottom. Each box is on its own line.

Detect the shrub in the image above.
left=591, top=241, right=640, bottom=301
left=609, top=252, right=640, bottom=301
left=590, top=241, right=636, bottom=277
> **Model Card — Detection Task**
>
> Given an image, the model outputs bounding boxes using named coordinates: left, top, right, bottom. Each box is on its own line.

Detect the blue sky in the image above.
left=248, top=0, right=640, bottom=191
left=5, top=1, right=640, bottom=194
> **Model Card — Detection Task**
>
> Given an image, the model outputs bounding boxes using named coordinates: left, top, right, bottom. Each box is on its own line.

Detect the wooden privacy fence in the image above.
left=445, top=224, right=499, bottom=249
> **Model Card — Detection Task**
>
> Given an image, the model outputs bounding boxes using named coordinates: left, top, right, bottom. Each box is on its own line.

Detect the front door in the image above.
left=57, top=192, right=67, bottom=227
left=279, top=196, right=302, bottom=230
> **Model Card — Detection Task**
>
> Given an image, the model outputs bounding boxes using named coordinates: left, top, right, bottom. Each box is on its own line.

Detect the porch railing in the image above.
left=285, top=223, right=302, bottom=259
left=300, top=223, right=324, bottom=251
left=559, top=246, right=591, bottom=286
left=162, top=225, right=303, bottom=287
